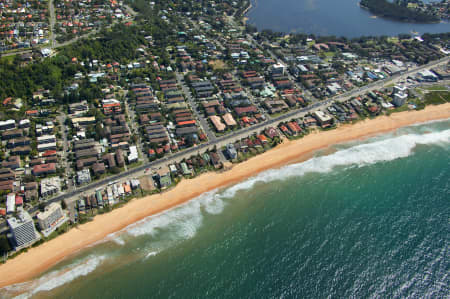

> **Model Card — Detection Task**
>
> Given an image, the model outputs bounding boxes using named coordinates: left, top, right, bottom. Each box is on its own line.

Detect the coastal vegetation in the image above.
left=360, top=0, right=440, bottom=23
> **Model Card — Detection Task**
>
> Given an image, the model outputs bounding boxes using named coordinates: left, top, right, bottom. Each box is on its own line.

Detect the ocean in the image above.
left=1, top=119, right=449, bottom=298
left=246, top=0, right=450, bottom=37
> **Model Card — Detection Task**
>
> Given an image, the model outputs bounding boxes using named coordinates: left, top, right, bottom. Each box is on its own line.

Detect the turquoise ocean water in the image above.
left=1, top=119, right=449, bottom=299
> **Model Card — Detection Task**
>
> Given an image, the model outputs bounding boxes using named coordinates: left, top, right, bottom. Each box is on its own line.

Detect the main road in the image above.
left=0, top=56, right=447, bottom=234
left=38, top=55, right=450, bottom=204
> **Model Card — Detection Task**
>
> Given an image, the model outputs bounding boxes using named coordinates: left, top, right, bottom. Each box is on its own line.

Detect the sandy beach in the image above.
left=0, top=103, right=449, bottom=288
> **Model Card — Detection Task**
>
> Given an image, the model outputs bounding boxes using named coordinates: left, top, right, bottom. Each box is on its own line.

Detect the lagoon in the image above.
left=246, top=0, right=449, bottom=37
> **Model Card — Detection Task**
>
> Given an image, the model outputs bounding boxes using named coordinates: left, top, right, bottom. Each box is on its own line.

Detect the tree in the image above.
left=0, top=234, right=11, bottom=255
left=38, top=202, right=46, bottom=212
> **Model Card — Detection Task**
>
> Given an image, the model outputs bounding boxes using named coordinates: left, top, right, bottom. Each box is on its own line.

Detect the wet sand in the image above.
left=0, top=103, right=449, bottom=288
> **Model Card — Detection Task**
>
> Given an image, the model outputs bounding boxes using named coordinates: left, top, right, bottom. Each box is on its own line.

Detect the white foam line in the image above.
left=6, top=126, right=447, bottom=297
left=219, top=129, right=450, bottom=199
left=114, top=128, right=449, bottom=246
left=2, top=255, right=107, bottom=298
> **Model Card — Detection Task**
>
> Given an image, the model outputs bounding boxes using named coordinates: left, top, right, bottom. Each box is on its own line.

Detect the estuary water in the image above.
left=246, top=0, right=450, bottom=37
left=1, top=119, right=450, bottom=298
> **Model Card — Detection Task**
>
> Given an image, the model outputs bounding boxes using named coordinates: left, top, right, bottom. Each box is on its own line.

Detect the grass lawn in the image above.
left=209, top=60, right=227, bottom=71
left=0, top=55, right=16, bottom=64
left=424, top=91, right=449, bottom=105
left=425, top=84, right=448, bottom=92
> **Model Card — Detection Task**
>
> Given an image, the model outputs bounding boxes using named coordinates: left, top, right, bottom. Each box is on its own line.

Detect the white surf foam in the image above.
left=219, top=129, right=450, bottom=199
left=2, top=255, right=106, bottom=298
left=114, top=128, right=449, bottom=248
left=4, top=127, right=447, bottom=297
left=113, top=189, right=225, bottom=245
left=144, top=251, right=159, bottom=260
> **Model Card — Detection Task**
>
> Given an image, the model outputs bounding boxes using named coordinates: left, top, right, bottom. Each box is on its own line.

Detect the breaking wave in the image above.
left=220, top=128, right=450, bottom=199
left=2, top=123, right=448, bottom=298
left=2, top=255, right=106, bottom=298
left=111, top=127, right=449, bottom=252
left=110, top=127, right=450, bottom=247
left=114, top=189, right=225, bottom=244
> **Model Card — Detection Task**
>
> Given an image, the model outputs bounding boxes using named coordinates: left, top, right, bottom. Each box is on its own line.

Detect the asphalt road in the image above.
left=0, top=55, right=447, bottom=234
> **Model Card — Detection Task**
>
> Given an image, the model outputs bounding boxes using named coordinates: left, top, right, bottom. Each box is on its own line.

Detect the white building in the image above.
left=18, top=119, right=31, bottom=128
left=37, top=134, right=56, bottom=144
left=393, top=92, right=408, bottom=107
left=40, top=177, right=61, bottom=197
left=394, top=85, right=407, bottom=94
left=37, top=203, right=68, bottom=237
left=128, top=146, right=138, bottom=163
left=418, top=69, right=438, bottom=82
left=0, top=119, right=16, bottom=131
left=77, top=169, right=91, bottom=185
left=8, top=210, right=40, bottom=250
left=130, top=179, right=140, bottom=190
left=271, top=62, right=286, bottom=75
left=313, top=110, right=333, bottom=126
left=6, top=193, right=15, bottom=214
left=41, top=48, right=51, bottom=57
left=393, top=85, right=408, bottom=107
left=327, top=83, right=342, bottom=95
left=37, top=142, right=57, bottom=152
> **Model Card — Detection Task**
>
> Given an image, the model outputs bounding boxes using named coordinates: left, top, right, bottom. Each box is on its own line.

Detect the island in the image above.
left=360, top=0, right=440, bottom=23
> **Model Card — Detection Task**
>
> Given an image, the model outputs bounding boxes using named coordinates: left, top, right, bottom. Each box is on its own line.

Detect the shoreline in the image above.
left=358, top=2, right=441, bottom=25
left=0, top=104, right=449, bottom=288
left=242, top=0, right=255, bottom=24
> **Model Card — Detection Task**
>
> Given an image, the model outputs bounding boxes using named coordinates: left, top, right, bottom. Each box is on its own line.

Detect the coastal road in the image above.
left=0, top=55, right=447, bottom=234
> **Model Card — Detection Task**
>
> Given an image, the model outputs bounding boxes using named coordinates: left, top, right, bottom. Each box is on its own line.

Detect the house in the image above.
left=18, top=119, right=31, bottom=129
left=234, top=106, right=258, bottom=116
left=209, top=115, right=226, bottom=132
left=180, top=162, right=192, bottom=176
left=176, top=127, right=198, bottom=136
left=222, top=113, right=237, bottom=127
left=0, top=119, right=16, bottom=131
left=92, top=163, right=106, bottom=175
left=226, top=143, right=237, bottom=160
left=287, top=122, right=302, bottom=135
left=209, top=152, right=222, bottom=169
left=115, top=149, right=125, bottom=167
left=76, top=157, right=98, bottom=170
left=11, top=146, right=31, bottom=156
left=313, top=111, right=333, bottom=127
left=2, top=156, right=21, bottom=170
left=103, top=153, right=116, bottom=168
left=37, top=142, right=57, bottom=152
left=264, top=127, right=279, bottom=139
left=417, top=70, right=438, bottom=82
left=155, top=166, right=171, bottom=189
left=257, top=135, right=268, bottom=144
left=0, top=168, right=15, bottom=181
left=0, top=180, right=14, bottom=192
left=2, top=129, right=23, bottom=140
left=32, top=163, right=56, bottom=176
